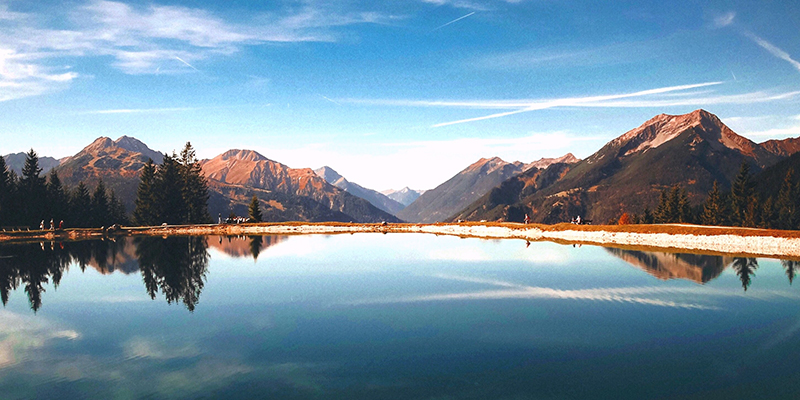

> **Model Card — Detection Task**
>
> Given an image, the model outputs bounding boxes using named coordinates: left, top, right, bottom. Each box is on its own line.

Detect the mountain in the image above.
left=3, top=152, right=60, bottom=175
left=453, top=109, right=799, bottom=224
left=396, top=157, right=528, bottom=223
left=201, top=150, right=400, bottom=223
left=56, top=136, right=166, bottom=212
left=314, top=166, right=405, bottom=215
left=525, top=153, right=580, bottom=170
left=382, top=187, right=425, bottom=207
left=606, top=248, right=729, bottom=284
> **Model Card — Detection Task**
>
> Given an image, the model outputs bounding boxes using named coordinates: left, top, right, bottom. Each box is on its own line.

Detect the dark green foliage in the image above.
left=731, top=257, right=758, bottom=292
left=70, top=182, right=92, bottom=228
left=133, top=145, right=211, bottom=226
left=90, top=180, right=110, bottom=227
left=46, top=170, right=70, bottom=225
left=700, top=181, right=728, bottom=226
left=248, top=196, right=262, bottom=222
left=108, top=190, right=128, bottom=225
left=180, top=143, right=211, bottom=224
left=135, top=236, right=209, bottom=311
left=17, top=149, right=47, bottom=227
left=775, top=168, right=799, bottom=229
left=730, top=162, right=755, bottom=227
left=133, top=159, right=158, bottom=226
left=0, top=156, right=13, bottom=225
left=653, top=185, right=692, bottom=223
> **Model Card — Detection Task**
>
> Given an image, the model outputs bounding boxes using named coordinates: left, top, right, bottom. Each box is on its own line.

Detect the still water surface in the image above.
left=2, top=234, right=800, bottom=399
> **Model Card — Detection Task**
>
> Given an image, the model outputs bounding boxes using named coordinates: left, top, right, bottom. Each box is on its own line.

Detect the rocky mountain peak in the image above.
left=220, top=149, right=268, bottom=162
left=314, top=166, right=345, bottom=184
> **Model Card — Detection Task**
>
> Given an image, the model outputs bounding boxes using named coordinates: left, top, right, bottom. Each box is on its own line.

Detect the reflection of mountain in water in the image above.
left=209, top=235, right=287, bottom=259
left=606, top=248, right=730, bottom=284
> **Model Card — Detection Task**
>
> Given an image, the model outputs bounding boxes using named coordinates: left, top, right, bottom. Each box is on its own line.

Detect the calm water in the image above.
left=2, top=234, right=800, bottom=399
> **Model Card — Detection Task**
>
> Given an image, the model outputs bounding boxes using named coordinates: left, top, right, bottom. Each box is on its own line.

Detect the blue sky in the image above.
left=1, top=0, right=800, bottom=190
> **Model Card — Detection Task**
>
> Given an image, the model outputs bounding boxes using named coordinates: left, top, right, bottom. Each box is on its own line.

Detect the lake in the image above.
left=2, top=233, right=800, bottom=399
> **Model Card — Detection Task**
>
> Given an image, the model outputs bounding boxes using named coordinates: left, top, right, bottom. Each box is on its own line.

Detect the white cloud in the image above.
left=713, top=11, right=736, bottom=28
left=0, top=0, right=398, bottom=100
left=744, top=32, right=800, bottom=73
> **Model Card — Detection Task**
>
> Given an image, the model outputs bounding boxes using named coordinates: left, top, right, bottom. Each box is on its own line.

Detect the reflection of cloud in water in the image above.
left=0, top=310, right=80, bottom=369
left=344, top=273, right=800, bottom=310
left=123, top=336, right=200, bottom=361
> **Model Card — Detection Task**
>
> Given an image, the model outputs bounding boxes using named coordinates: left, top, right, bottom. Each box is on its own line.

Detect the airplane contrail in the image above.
left=174, top=56, right=199, bottom=71
left=320, top=95, right=341, bottom=105
left=431, top=11, right=476, bottom=32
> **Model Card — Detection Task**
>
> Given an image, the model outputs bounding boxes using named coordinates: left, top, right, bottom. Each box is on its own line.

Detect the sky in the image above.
left=1, top=0, right=800, bottom=190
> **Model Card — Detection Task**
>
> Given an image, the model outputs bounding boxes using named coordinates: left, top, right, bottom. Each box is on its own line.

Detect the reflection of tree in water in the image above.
left=730, top=258, right=759, bottom=292
left=784, top=260, right=800, bottom=285
left=249, top=236, right=263, bottom=260
left=0, top=239, right=126, bottom=312
left=135, top=236, right=209, bottom=312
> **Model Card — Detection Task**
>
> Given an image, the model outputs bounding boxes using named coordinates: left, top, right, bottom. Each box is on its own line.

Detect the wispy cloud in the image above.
left=713, top=11, right=736, bottom=28
left=81, top=107, right=199, bottom=115
left=0, top=0, right=398, bottom=100
left=431, top=11, right=475, bottom=31
left=744, top=32, right=800, bottom=73
left=420, top=0, right=521, bottom=11
left=343, top=82, right=800, bottom=127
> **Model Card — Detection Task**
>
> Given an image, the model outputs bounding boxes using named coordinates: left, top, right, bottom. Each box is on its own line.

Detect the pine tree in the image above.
left=760, top=196, right=776, bottom=229
left=654, top=189, right=670, bottom=223
left=730, top=161, right=754, bottom=227
left=179, top=143, right=210, bottom=224
left=641, top=207, right=654, bottom=224
left=678, top=187, right=692, bottom=223
left=133, top=159, right=157, bottom=226
left=46, top=170, right=70, bottom=225
left=701, top=181, right=727, bottom=226
left=90, top=180, right=110, bottom=227
left=0, top=156, right=13, bottom=226
left=70, top=182, right=92, bottom=227
left=248, top=196, right=263, bottom=222
left=108, top=190, right=128, bottom=225
left=775, top=168, right=798, bottom=230
left=18, top=149, right=47, bottom=227
left=154, top=154, right=185, bottom=224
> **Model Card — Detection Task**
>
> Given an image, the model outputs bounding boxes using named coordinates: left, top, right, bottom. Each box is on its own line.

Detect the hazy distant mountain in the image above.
left=396, top=157, right=528, bottom=223
left=56, top=136, right=166, bottom=212
left=382, top=187, right=424, bottom=207
left=201, top=150, right=400, bottom=223
left=454, top=109, right=799, bottom=224
left=3, top=152, right=60, bottom=175
left=314, top=166, right=405, bottom=215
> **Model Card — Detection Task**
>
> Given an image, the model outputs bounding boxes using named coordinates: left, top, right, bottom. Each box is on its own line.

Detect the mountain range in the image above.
left=4, top=109, right=799, bottom=225
left=450, top=109, right=800, bottom=224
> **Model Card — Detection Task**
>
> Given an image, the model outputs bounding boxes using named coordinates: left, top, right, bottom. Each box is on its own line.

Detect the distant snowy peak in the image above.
left=314, top=166, right=345, bottom=185
left=382, top=187, right=424, bottom=207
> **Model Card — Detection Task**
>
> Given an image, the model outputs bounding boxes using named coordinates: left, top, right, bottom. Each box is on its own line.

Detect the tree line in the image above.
left=0, top=149, right=126, bottom=229
left=622, top=162, right=800, bottom=229
left=0, top=142, right=211, bottom=229
left=132, top=143, right=211, bottom=226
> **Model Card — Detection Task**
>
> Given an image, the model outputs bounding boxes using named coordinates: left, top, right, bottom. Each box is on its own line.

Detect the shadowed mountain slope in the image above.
left=314, top=166, right=405, bottom=215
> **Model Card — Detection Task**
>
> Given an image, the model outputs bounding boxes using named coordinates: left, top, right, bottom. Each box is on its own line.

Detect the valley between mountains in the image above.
left=4, top=109, right=800, bottom=226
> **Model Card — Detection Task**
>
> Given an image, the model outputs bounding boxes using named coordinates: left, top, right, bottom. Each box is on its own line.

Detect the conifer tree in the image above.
left=701, top=181, right=727, bottom=226
left=154, top=154, right=186, bottom=224
left=641, top=207, right=654, bottom=224
left=0, top=156, right=12, bottom=225
left=677, top=187, right=692, bottom=223
left=248, top=196, right=262, bottom=222
left=133, top=159, right=157, bottom=226
left=760, top=196, right=775, bottom=229
left=179, top=143, right=210, bottom=224
left=70, top=182, right=92, bottom=227
left=46, top=170, right=69, bottom=225
left=90, top=180, right=110, bottom=227
left=775, top=168, right=798, bottom=230
left=654, top=189, right=670, bottom=223
left=18, top=149, right=47, bottom=226
left=108, top=190, right=128, bottom=225
left=730, top=161, right=754, bottom=227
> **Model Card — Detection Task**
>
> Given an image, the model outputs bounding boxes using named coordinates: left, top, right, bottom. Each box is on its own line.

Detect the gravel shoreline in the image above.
left=3, top=222, right=800, bottom=258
